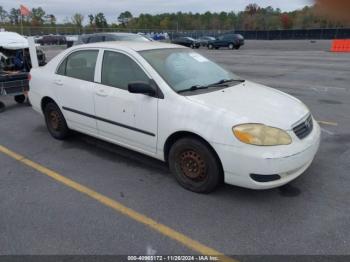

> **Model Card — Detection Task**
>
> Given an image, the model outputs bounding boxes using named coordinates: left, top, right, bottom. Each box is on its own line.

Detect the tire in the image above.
left=208, top=44, right=213, bottom=50
left=235, top=45, right=241, bottom=50
left=168, top=137, right=222, bottom=193
left=43, top=102, right=69, bottom=140
left=14, top=95, right=26, bottom=104
left=0, top=101, right=5, bottom=113
left=215, top=47, right=219, bottom=49
left=190, top=44, right=194, bottom=49
left=228, top=43, right=234, bottom=50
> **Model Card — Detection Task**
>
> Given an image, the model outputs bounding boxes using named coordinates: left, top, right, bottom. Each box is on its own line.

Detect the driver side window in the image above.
left=101, top=51, right=149, bottom=90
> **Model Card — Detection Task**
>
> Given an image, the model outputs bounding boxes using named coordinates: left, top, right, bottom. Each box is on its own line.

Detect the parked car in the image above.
left=37, top=35, right=67, bottom=45
left=197, top=36, right=216, bottom=47
left=208, top=34, right=245, bottom=50
left=74, top=33, right=151, bottom=46
left=172, top=37, right=200, bottom=48
left=29, top=42, right=320, bottom=193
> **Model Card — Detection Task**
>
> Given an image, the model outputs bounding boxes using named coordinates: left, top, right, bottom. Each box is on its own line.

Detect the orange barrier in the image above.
left=331, top=39, right=350, bottom=52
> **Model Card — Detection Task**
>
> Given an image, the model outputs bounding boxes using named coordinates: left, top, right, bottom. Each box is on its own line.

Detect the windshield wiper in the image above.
left=205, top=79, right=245, bottom=88
left=177, top=79, right=245, bottom=94
left=177, top=85, right=209, bottom=93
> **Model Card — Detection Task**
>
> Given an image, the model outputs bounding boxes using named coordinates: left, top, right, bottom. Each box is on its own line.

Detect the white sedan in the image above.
left=29, top=42, right=320, bottom=193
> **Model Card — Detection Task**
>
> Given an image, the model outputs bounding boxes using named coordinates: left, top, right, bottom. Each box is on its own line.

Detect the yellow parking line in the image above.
left=317, top=120, right=338, bottom=126
left=0, top=144, right=237, bottom=262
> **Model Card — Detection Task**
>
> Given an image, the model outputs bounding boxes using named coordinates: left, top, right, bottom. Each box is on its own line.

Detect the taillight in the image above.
left=28, top=73, right=32, bottom=81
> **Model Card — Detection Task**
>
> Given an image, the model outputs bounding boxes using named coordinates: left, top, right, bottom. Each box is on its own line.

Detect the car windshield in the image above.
left=140, top=48, right=241, bottom=93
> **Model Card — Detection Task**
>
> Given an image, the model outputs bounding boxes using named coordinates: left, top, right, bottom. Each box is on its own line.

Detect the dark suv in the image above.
left=207, top=34, right=244, bottom=50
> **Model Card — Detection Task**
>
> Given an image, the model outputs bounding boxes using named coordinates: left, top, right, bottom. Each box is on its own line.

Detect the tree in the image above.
left=245, top=3, right=261, bottom=16
left=88, top=14, right=94, bottom=26
left=31, top=7, right=46, bottom=25
left=160, top=17, right=171, bottom=29
left=95, top=12, right=108, bottom=28
left=118, top=11, right=133, bottom=26
left=72, top=13, right=84, bottom=28
left=44, top=14, right=56, bottom=25
left=280, top=13, right=293, bottom=29
left=0, top=6, right=8, bottom=23
left=9, top=8, right=20, bottom=25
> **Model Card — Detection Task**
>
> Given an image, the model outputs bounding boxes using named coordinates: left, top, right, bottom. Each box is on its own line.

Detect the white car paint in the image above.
left=0, top=32, right=40, bottom=49
left=29, top=41, right=320, bottom=190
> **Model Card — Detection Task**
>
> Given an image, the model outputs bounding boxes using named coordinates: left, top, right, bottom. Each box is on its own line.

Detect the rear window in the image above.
left=57, top=50, right=98, bottom=82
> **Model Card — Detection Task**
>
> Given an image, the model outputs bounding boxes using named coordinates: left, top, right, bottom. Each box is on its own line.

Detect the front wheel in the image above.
left=44, top=102, right=70, bottom=140
left=228, top=43, right=234, bottom=50
left=235, top=45, right=241, bottom=50
left=208, top=44, right=214, bottom=49
left=190, top=44, right=195, bottom=49
left=168, top=137, right=222, bottom=193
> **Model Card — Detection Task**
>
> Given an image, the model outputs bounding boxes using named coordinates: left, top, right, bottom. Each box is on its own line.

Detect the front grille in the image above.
left=293, top=115, right=313, bottom=139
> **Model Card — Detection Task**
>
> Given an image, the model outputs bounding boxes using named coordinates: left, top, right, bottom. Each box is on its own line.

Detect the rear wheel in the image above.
left=0, top=101, right=5, bottom=113
left=44, top=102, right=69, bottom=140
left=14, top=95, right=26, bottom=104
left=168, top=137, right=222, bottom=193
left=208, top=44, right=214, bottom=49
left=228, top=43, right=234, bottom=50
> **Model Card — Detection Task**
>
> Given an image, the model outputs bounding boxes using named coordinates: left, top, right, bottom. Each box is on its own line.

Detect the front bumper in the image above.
left=213, top=120, right=321, bottom=189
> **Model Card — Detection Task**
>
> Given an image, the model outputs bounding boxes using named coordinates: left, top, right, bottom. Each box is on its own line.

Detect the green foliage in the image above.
left=72, top=13, right=84, bottom=28
left=31, top=7, right=46, bottom=25
left=0, top=4, right=349, bottom=30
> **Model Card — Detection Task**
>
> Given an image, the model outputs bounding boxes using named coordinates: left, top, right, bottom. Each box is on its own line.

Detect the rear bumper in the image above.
left=213, top=120, right=321, bottom=189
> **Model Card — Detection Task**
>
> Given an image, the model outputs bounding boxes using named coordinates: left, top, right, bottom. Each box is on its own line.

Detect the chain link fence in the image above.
left=1, top=25, right=350, bottom=40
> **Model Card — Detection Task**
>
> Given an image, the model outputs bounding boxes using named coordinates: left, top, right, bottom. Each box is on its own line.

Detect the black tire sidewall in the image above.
left=0, top=101, right=5, bottom=113
left=169, top=138, right=222, bottom=193
left=14, top=95, right=26, bottom=104
left=44, top=102, right=69, bottom=140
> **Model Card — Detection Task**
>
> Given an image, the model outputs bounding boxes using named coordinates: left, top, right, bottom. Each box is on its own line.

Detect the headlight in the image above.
left=232, top=124, right=292, bottom=146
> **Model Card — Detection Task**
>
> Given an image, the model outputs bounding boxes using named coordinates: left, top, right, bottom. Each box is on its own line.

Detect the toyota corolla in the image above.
left=29, top=42, right=320, bottom=193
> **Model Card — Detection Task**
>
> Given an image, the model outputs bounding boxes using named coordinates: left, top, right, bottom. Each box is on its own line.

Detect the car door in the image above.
left=217, top=35, right=226, bottom=47
left=54, top=49, right=99, bottom=135
left=94, top=50, right=158, bottom=154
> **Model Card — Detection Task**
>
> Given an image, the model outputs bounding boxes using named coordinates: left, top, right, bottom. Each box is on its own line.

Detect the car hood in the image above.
left=185, top=81, right=309, bottom=130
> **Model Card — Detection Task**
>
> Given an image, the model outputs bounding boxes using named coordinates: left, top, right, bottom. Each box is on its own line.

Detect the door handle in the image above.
left=54, top=79, right=63, bottom=86
left=96, top=89, right=108, bottom=97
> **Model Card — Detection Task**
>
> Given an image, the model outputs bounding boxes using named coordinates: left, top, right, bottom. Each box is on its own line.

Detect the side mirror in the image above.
left=128, top=82, right=156, bottom=97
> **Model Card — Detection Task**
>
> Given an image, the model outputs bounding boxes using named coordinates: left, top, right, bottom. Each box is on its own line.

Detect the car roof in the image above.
left=73, top=41, right=186, bottom=52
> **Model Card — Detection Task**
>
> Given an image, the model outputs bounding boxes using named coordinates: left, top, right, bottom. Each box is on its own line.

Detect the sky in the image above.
left=1, top=0, right=312, bottom=23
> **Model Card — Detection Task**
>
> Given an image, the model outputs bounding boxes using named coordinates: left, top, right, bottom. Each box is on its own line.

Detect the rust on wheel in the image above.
left=49, top=111, right=60, bottom=130
left=177, top=150, right=207, bottom=182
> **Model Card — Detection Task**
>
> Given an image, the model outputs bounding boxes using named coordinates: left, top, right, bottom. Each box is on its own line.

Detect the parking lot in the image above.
left=1, top=40, right=350, bottom=258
